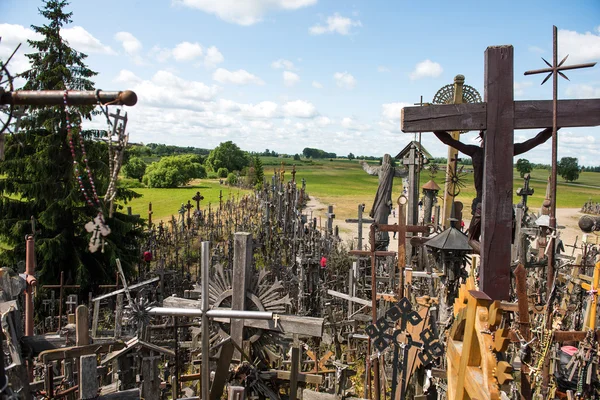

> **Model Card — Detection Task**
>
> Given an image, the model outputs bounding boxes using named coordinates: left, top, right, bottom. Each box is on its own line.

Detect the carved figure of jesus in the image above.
left=360, top=153, right=408, bottom=250
left=433, top=127, right=554, bottom=241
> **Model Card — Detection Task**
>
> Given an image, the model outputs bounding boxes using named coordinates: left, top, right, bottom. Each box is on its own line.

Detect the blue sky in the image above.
left=1, top=0, right=599, bottom=165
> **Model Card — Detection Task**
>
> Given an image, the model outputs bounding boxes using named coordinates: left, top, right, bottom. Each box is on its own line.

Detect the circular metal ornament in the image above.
left=432, top=83, right=482, bottom=133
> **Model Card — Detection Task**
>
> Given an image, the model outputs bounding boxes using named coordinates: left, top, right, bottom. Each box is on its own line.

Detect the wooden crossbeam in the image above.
left=401, top=99, right=600, bottom=132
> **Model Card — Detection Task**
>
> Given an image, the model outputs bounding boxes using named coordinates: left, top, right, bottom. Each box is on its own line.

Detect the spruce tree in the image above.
left=0, top=0, right=143, bottom=291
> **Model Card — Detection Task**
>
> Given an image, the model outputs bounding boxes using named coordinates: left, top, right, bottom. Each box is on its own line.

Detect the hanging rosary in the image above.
left=63, top=90, right=118, bottom=253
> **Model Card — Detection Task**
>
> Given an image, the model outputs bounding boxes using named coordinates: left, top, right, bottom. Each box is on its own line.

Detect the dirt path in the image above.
left=304, top=195, right=587, bottom=251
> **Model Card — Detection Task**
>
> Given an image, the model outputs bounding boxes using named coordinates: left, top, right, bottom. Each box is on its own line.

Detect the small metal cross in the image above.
left=192, top=191, right=204, bottom=210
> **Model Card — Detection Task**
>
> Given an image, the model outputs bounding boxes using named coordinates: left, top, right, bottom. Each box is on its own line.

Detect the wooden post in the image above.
left=25, top=235, right=36, bottom=337
left=76, top=305, right=89, bottom=346
left=442, top=75, right=465, bottom=229
left=201, top=241, right=210, bottom=400
left=481, top=45, right=514, bottom=301
left=232, top=232, right=253, bottom=359
left=79, top=355, right=98, bottom=399
left=115, top=293, right=124, bottom=339
left=290, top=345, right=300, bottom=400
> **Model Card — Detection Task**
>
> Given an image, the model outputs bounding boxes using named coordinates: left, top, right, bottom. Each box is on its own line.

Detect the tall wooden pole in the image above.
left=24, top=235, right=36, bottom=337
left=442, top=75, right=465, bottom=228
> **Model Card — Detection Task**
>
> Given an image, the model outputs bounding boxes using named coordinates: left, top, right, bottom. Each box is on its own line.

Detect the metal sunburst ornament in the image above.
left=432, top=76, right=482, bottom=134
left=445, top=165, right=467, bottom=198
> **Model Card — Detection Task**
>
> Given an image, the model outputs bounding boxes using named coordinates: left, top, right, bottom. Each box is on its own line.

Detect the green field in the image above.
left=124, top=181, right=251, bottom=221
left=118, top=158, right=600, bottom=224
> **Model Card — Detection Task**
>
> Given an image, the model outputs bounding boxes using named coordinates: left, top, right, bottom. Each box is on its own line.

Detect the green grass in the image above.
left=123, top=180, right=251, bottom=222
left=71, top=159, right=600, bottom=226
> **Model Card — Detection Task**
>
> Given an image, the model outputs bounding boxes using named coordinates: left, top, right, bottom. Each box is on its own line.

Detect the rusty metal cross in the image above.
left=524, top=25, right=597, bottom=294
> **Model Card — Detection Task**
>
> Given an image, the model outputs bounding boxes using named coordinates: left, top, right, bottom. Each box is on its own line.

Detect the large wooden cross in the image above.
left=401, top=45, right=600, bottom=300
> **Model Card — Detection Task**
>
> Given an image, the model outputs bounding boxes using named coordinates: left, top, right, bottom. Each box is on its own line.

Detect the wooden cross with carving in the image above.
left=401, top=44, right=600, bottom=301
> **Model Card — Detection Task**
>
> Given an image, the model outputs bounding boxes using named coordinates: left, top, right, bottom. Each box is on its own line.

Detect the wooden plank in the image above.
left=514, top=99, right=600, bottom=129
left=115, top=293, right=124, bottom=339
left=40, top=341, right=125, bottom=363
left=480, top=45, right=514, bottom=301
left=210, top=341, right=234, bottom=400
left=401, top=103, right=487, bottom=132
left=274, top=371, right=323, bottom=385
left=80, top=354, right=98, bottom=399
left=213, top=315, right=324, bottom=337
left=231, top=233, right=252, bottom=359
left=162, top=296, right=202, bottom=309
left=327, top=290, right=371, bottom=307
left=92, top=301, right=100, bottom=337
left=76, top=305, right=89, bottom=346
left=401, top=98, right=600, bottom=132
left=290, top=346, right=299, bottom=400
left=91, top=277, right=159, bottom=302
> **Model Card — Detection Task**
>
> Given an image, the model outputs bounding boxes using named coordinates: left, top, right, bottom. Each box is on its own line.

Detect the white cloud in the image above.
left=173, top=0, right=317, bottom=26
left=315, top=116, right=331, bottom=126
left=250, top=120, right=273, bottom=130
left=283, top=100, right=318, bottom=118
left=377, top=66, right=390, bottom=73
left=283, top=71, right=300, bottom=87
left=240, top=101, right=279, bottom=118
left=212, top=68, right=265, bottom=85
left=0, top=23, right=42, bottom=73
left=149, top=45, right=172, bottom=62
left=133, top=70, right=221, bottom=110
left=565, top=84, right=600, bottom=98
left=114, top=69, right=142, bottom=84
left=312, top=81, right=323, bottom=89
left=114, top=31, right=142, bottom=54
left=381, top=102, right=411, bottom=121
left=514, top=81, right=533, bottom=97
left=309, top=13, right=362, bottom=35
left=204, top=46, right=224, bottom=68
left=172, top=41, right=203, bottom=61
left=558, top=28, right=600, bottom=64
left=410, top=59, right=443, bottom=80
left=272, top=58, right=295, bottom=70
left=333, top=71, right=356, bottom=89
left=61, top=26, right=115, bottom=55
left=341, top=117, right=370, bottom=131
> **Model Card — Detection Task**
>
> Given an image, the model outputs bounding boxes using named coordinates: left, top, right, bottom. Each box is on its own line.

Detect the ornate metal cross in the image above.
left=524, top=25, right=597, bottom=294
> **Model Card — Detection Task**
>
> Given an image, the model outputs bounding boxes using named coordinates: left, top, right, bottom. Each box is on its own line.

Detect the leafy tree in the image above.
left=143, top=155, right=206, bottom=188
left=123, top=156, right=147, bottom=182
left=293, top=153, right=301, bottom=161
left=558, top=157, right=580, bottom=182
left=246, top=155, right=264, bottom=187
left=226, top=172, right=237, bottom=186
left=516, top=158, right=533, bottom=178
left=0, top=0, right=144, bottom=290
left=348, top=153, right=355, bottom=160
left=217, top=167, right=229, bottom=178
left=206, top=141, right=249, bottom=172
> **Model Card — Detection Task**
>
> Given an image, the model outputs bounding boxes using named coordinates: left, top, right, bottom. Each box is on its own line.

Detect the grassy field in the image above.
left=123, top=181, right=251, bottom=221
left=117, top=158, right=600, bottom=224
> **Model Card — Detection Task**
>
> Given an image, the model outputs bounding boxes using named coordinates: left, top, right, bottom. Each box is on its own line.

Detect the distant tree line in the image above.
left=302, top=147, right=337, bottom=159
left=128, top=143, right=211, bottom=158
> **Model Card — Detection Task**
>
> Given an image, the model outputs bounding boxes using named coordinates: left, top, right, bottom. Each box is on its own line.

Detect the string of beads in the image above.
left=63, top=90, right=101, bottom=209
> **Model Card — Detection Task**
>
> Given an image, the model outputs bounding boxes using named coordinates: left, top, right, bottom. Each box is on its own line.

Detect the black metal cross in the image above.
left=192, top=191, right=204, bottom=210
left=524, top=25, right=596, bottom=295
left=516, top=173, right=534, bottom=209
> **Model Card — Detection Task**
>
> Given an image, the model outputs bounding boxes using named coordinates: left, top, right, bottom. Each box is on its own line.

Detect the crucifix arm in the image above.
left=514, top=127, right=554, bottom=156
left=359, top=160, right=381, bottom=176
left=394, top=167, right=409, bottom=178
left=433, top=131, right=479, bottom=156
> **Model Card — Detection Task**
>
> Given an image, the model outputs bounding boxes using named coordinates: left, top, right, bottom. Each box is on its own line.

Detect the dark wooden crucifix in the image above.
left=402, top=45, right=600, bottom=301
